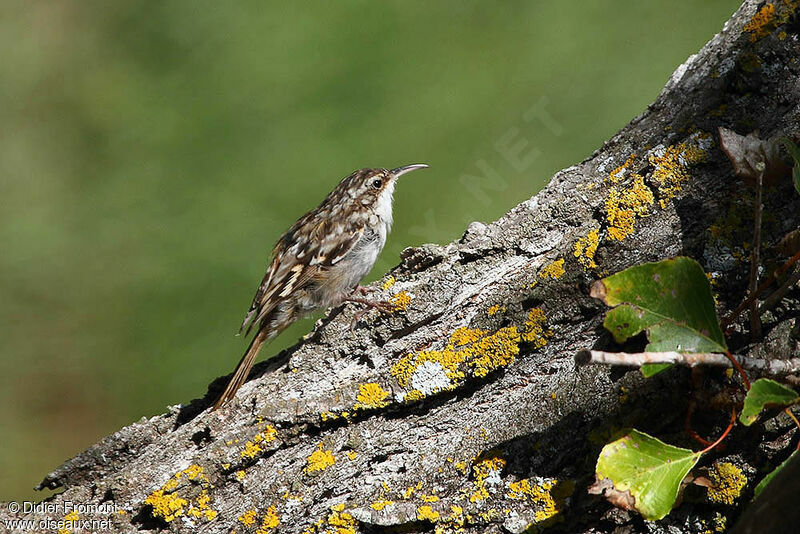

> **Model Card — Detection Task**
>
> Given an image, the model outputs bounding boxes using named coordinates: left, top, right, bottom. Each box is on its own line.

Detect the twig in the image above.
left=575, top=349, right=800, bottom=376
left=720, top=248, right=800, bottom=329
left=759, top=265, right=800, bottom=315
left=748, top=165, right=764, bottom=339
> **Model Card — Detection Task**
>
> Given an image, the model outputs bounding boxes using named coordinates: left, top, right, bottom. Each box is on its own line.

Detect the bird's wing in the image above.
left=239, top=213, right=365, bottom=336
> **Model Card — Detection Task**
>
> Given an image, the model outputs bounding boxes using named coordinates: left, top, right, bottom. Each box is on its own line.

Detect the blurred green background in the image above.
left=1, top=1, right=738, bottom=500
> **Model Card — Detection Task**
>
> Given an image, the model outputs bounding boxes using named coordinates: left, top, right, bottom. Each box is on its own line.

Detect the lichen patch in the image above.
left=391, top=326, right=521, bottom=399
left=506, top=477, right=574, bottom=524
left=143, top=465, right=217, bottom=523
left=574, top=228, right=600, bottom=269
left=353, top=382, right=391, bottom=410
left=648, top=133, right=710, bottom=209
left=706, top=462, right=747, bottom=505
left=305, top=444, right=336, bottom=474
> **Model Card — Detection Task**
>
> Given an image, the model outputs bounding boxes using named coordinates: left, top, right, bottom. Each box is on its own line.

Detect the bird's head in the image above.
left=341, top=164, right=428, bottom=212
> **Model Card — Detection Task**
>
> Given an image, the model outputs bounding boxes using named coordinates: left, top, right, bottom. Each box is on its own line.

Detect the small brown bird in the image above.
left=213, top=164, right=428, bottom=409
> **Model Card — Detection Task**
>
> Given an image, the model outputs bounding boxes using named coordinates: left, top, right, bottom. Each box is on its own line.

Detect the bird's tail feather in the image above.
left=212, top=328, right=269, bottom=410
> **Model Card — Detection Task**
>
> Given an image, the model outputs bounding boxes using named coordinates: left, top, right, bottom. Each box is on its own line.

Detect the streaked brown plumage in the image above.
left=213, top=164, right=428, bottom=409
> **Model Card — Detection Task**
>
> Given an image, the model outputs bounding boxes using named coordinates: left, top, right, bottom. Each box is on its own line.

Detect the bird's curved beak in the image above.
left=390, top=164, right=429, bottom=179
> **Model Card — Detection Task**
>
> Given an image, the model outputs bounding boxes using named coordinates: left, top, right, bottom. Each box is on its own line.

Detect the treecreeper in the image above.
left=213, top=164, right=429, bottom=409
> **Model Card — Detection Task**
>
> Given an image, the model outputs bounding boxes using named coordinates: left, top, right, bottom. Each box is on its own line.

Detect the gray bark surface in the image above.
left=4, top=1, right=800, bottom=532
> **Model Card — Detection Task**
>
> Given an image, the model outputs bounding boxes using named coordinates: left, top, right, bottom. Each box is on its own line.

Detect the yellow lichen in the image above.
left=473, top=456, right=506, bottom=479
left=707, top=462, right=747, bottom=505
left=145, top=489, right=188, bottom=522
left=744, top=3, right=776, bottom=42
left=469, top=486, right=489, bottom=503
left=389, top=290, right=412, bottom=312
left=574, top=228, right=600, bottom=269
left=712, top=512, right=727, bottom=533
left=487, top=304, right=505, bottom=316
left=381, top=275, right=397, bottom=290
left=320, top=411, right=338, bottom=422
left=435, top=506, right=465, bottom=534
left=606, top=174, right=654, bottom=241
left=417, top=505, right=441, bottom=522
left=58, top=511, right=80, bottom=534
left=531, top=263, right=560, bottom=287
left=302, top=504, right=357, bottom=534
left=507, top=478, right=574, bottom=523
left=401, top=482, right=423, bottom=499
left=479, top=508, right=499, bottom=521
left=327, top=504, right=356, bottom=534
left=347, top=451, right=358, bottom=460
left=370, top=500, right=394, bottom=511
left=521, top=308, right=552, bottom=348
left=404, top=389, right=425, bottom=402
left=184, top=464, right=204, bottom=480
left=420, top=493, right=440, bottom=503
left=468, top=455, right=506, bottom=503
left=144, top=465, right=215, bottom=523
left=391, top=326, right=521, bottom=395
left=305, top=444, right=336, bottom=473
left=240, top=424, right=278, bottom=460
left=353, top=382, right=390, bottom=410
left=649, top=138, right=709, bottom=209
left=240, top=441, right=262, bottom=460
left=255, top=506, right=280, bottom=534
left=450, top=326, right=485, bottom=346
left=608, top=154, right=637, bottom=183
left=539, top=258, right=565, bottom=280
left=186, top=490, right=217, bottom=521
left=469, top=327, right=521, bottom=378
left=235, top=470, right=246, bottom=481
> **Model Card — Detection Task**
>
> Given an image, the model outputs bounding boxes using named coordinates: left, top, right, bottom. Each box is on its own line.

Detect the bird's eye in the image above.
left=371, top=178, right=383, bottom=189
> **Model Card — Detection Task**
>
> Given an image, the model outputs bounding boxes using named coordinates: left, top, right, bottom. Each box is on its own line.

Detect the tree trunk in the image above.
left=4, top=1, right=800, bottom=532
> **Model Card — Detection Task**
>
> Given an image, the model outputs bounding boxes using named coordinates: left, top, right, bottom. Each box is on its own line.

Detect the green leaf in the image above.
left=740, top=378, right=799, bottom=426
left=780, top=137, right=800, bottom=166
left=754, top=451, right=798, bottom=499
left=592, top=257, right=727, bottom=377
left=641, top=363, right=672, bottom=377
left=779, top=137, right=800, bottom=196
left=595, top=429, right=700, bottom=520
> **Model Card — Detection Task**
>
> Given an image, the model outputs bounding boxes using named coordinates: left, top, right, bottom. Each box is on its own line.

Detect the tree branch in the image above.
left=2, top=2, right=800, bottom=533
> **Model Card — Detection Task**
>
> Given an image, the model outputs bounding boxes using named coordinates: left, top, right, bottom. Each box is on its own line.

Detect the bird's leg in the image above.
left=345, top=287, right=395, bottom=331
left=354, top=284, right=372, bottom=296
left=344, top=296, right=394, bottom=313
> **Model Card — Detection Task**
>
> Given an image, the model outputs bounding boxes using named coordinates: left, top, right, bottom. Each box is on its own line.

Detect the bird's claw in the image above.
left=345, top=297, right=394, bottom=331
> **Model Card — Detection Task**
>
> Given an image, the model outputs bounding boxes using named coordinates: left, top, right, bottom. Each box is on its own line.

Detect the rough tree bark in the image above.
left=4, top=1, right=800, bottom=532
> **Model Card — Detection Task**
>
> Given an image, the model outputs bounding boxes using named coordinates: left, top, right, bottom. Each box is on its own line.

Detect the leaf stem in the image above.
left=783, top=408, right=800, bottom=451
left=725, top=349, right=751, bottom=390
left=721, top=248, right=800, bottom=329
left=685, top=400, right=713, bottom=448
left=699, top=409, right=736, bottom=455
